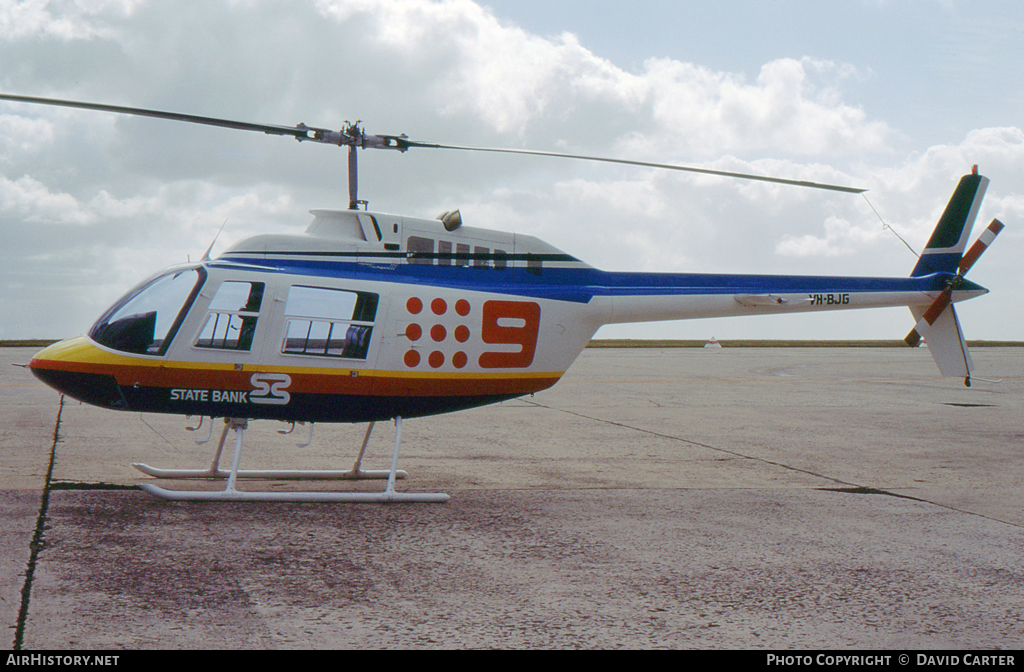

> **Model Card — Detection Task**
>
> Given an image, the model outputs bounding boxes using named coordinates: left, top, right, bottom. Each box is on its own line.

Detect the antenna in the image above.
left=201, top=219, right=229, bottom=262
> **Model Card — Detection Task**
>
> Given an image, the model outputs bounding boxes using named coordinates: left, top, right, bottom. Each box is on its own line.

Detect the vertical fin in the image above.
left=910, top=304, right=973, bottom=385
left=910, top=172, right=988, bottom=277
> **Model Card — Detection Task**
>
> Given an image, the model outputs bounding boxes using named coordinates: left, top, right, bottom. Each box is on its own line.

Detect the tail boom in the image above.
left=595, top=274, right=984, bottom=326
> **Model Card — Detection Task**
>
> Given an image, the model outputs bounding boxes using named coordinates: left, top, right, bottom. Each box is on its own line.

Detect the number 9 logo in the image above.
left=479, top=300, right=541, bottom=369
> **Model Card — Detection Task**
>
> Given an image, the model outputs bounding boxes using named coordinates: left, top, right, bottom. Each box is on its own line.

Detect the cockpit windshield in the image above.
left=89, top=267, right=206, bottom=356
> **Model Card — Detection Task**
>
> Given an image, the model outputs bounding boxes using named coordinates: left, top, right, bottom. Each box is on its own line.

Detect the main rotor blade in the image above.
left=403, top=141, right=867, bottom=194
left=0, top=93, right=328, bottom=141
left=0, top=92, right=867, bottom=192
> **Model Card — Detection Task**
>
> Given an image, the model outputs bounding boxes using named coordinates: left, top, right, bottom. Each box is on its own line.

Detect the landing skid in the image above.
left=134, top=417, right=448, bottom=503
left=135, top=484, right=447, bottom=503
left=132, top=466, right=406, bottom=480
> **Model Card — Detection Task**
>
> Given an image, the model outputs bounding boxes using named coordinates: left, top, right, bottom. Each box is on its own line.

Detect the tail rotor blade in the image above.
left=958, top=218, right=1005, bottom=275
left=905, top=288, right=952, bottom=346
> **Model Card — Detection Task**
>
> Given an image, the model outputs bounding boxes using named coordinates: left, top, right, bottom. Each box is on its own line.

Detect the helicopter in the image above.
left=2, top=93, right=1004, bottom=503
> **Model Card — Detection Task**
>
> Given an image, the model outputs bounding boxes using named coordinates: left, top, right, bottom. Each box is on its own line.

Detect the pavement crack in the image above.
left=819, top=486, right=925, bottom=501
left=822, top=485, right=1024, bottom=529
left=524, top=400, right=1024, bottom=531
left=50, top=481, right=139, bottom=491
left=521, top=399, right=857, bottom=488
left=14, top=394, right=64, bottom=650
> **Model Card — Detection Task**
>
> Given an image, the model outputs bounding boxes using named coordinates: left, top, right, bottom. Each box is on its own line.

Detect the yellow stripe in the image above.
left=35, top=337, right=563, bottom=381
left=369, top=368, right=561, bottom=381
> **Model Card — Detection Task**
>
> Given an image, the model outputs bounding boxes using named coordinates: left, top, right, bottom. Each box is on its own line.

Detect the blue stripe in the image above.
left=213, top=256, right=971, bottom=303
left=910, top=252, right=962, bottom=277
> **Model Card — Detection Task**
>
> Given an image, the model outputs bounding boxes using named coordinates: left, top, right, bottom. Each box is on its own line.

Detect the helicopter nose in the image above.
left=30, top=337, right=127, bottom=409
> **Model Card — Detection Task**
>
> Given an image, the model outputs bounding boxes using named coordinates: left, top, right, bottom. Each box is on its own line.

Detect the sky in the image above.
left=0, top=0, right=1021, bottom=342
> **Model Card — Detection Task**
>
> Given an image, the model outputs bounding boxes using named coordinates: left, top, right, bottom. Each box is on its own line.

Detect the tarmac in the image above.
left=2, top=345, right=1023, bottom=649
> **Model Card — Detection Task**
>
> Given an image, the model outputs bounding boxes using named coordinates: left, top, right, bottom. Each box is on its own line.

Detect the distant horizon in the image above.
left=5, top=339, right=1022, bottom=349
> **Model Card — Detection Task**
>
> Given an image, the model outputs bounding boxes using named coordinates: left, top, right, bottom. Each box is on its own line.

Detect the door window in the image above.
left=281, top=285, right=378, bottom=360
left=194, top=281, right=265, bottom=351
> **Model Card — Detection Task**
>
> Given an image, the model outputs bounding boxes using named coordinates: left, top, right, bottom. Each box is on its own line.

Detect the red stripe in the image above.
left=30, top=358, right=559, bottom=398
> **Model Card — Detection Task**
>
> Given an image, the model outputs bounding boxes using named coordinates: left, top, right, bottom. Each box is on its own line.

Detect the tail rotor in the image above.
left=905, top=218, right=1004, bottom=348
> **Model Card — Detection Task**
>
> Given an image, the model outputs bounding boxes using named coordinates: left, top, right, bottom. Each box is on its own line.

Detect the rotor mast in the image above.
left=348, top=139, right=360, bottom=210
left=293, top=120, right=412, bottom=210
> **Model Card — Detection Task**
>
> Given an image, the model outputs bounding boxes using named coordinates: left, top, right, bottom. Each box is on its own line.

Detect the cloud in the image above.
left=0, top=0, right=1020, bottom=341
left=640, top=57, right=889, bottom=159
left=775, top=215, right=885, bottom=257
left=0, top=174, right=91, bottom=224
left=314, top=0, right=888, bottom=158
left=0, top=0, right=140, bottom=41
left=0, top=114, right=54, bottom=157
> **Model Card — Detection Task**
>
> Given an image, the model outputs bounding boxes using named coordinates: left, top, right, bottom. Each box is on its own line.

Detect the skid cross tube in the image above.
left=134, top=417, right=448, bottom=503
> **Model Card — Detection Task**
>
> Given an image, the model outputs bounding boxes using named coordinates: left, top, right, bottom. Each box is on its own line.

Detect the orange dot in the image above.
left=406, top=297, right=423, bottom=314
left=428, top=351, right=444, bottom=368
left=454, top=325, right=470, bottom=343
left=431, top=298, right=447, bottom=315
left=404, top=350, right=420, bottom=367
left=452, top=351, right=468, bottom=368
left=455, top=299, right=471, bottom=316
left=431, top=324, right=447, bottom=342
left=406, top=324, right=422, bottom=341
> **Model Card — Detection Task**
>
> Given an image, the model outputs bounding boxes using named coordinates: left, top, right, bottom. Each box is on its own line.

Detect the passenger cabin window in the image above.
left=282, top=286, right=378, bottom=360
left=407, top=236, right=434, bottom=265
left=527, top=254, right=542, bottom=276
left=89, top=267, right=205, bottom=356
left=194, top=281, right=265, bottom=351
left=473, top=246, right=489, bottom=268
left=437, top=240, right=452, bottom=266
left=405, top=235, right=508, bottom=269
